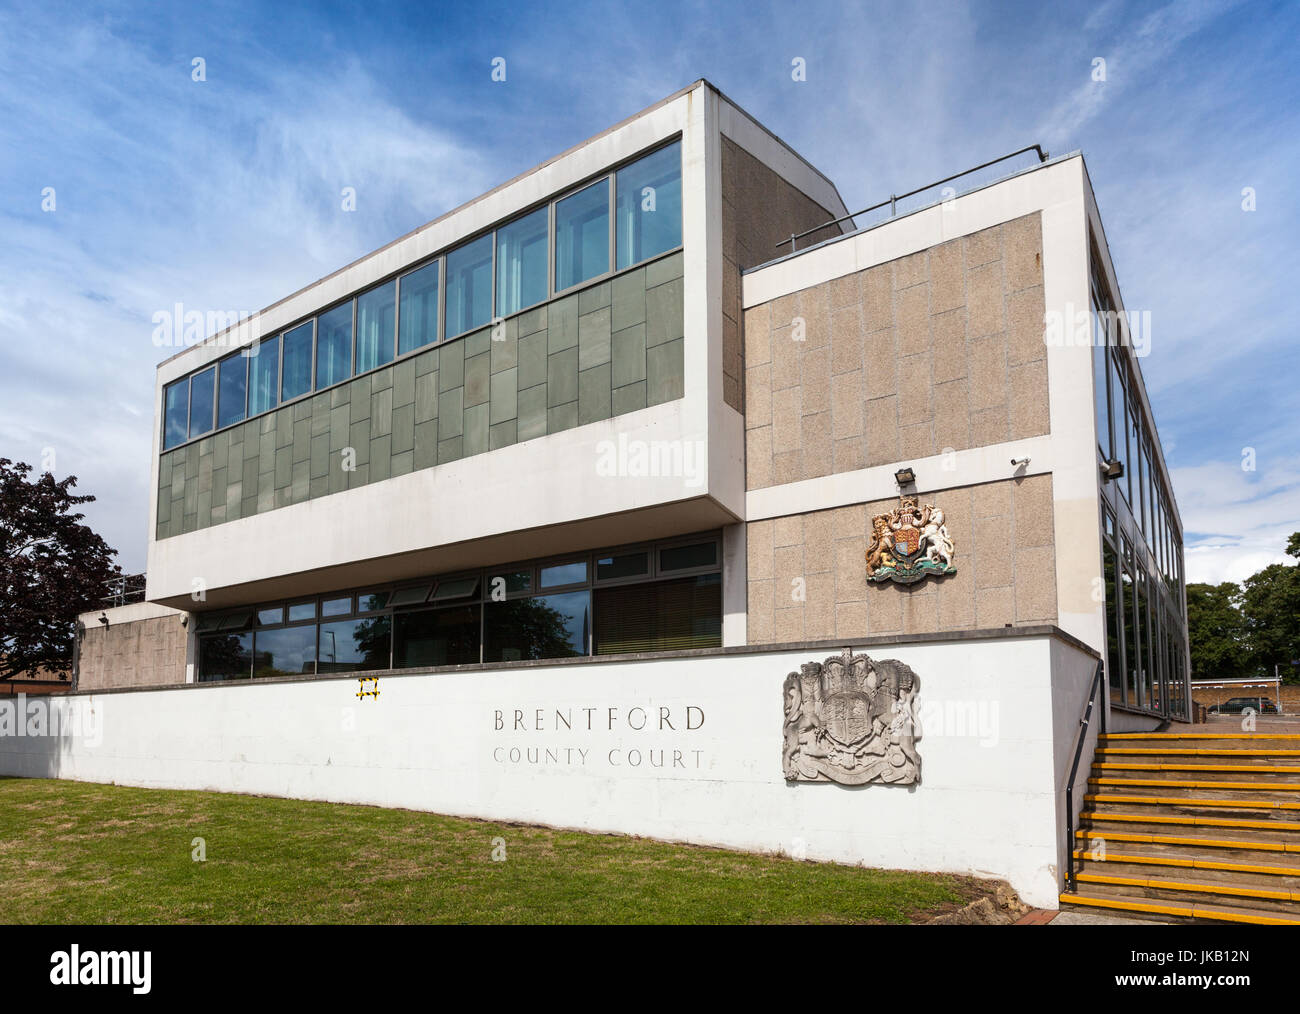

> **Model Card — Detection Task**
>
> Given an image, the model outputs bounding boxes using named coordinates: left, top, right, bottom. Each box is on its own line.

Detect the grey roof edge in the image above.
left=65, top=623, right=1097, bottom=698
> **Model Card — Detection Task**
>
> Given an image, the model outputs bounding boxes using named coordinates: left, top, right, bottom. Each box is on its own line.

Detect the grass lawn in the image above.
left=0, top=777, right=992, bottom=924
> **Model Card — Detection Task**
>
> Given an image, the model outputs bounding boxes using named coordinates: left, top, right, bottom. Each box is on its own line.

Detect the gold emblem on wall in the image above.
left=865, top=496, right=956, bottom=585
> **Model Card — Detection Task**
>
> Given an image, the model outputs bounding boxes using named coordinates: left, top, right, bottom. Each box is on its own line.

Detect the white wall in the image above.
left=1, top=632, right=1096, bottom=908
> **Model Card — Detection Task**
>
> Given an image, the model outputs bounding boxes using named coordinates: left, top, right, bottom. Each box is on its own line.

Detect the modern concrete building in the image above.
left=5, top=81, right=1204, bottom=912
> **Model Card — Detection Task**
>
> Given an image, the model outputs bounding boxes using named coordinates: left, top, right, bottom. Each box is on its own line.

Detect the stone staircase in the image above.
left=1059, top=732, right=1300, bottom=924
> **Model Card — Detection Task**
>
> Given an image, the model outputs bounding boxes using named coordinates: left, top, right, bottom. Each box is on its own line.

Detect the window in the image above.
left=248, top=336, right=279, bottom=416
left=217, top=353, right=247, bottom=429
left=398, top=261, right=440, bottom=355
left=393, top=605, right=481, bottom=667
left=198, top=632, right=252, bottom=682
left=257, top=607, right=284, bottom=626
left=596, top=551, right=649, bottom=582
left=188, top=367, right=216, bottom=438
left=316, top=302, right=353, bottom=389
left=358, top=589, right=391, bottom=612
left=445, top=234, right=493, bottom=337
left=484, top=590, right=589, bottom=662
left=1102, top=524, right=1123, bottom=706
left=318, top=616, right=391, bottom=673
left=1093, top=345, right=1110, bottom=460
left=594, top=574, right=721, bottom=654
left=555, top=180, right=609, bottom=291
left=163, top=379, right=188, bottom=449
left=390, top=585, right=432, bottom=607
left=540, top=560, right=587, bottom=588
left=496, top=207, right=549, bottom=317
left=659, top=540, right=717, bottom=572
left=253, top=625, right=317, bottom=678
left=431, top=576, right=480, bottom=602
left=1121, top=536, right=1138, bottom=708
left=616, top=142, right=682, bottom=269
left=321, top=596, right=352, bottom=617
left=356, top=280, right=396, bottom=373
left=488, top=570, right=531, bottom=597
left=1109, top=356, right=1128, bottom=494
left=287, top=601, right=316, bottom=622
left=281, top=322, right=313, bottom=402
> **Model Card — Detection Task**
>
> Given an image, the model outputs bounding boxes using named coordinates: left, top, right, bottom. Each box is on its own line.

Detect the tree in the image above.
left=0, top=458, right=121, bottom=680
left=1240, top=531, right=1300, bottom=682
left=1185, top=582, right=1250, bottom=681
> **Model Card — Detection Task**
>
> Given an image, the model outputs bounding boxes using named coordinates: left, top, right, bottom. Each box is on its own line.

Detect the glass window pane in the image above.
left=659, top=541, right=717, bottom=572
left=539, top=560, right=587, bottom=588
left=616, top=142, right=682, bottom=269
left=594, top=574, right=721, bottom=655
left=358, top=589, right=391, bottom=612
left=496, top=207, right=549, bottom=316
left=163, top=379, right=189, bottom=449
left=316, top=302, right=354, bottom=389
left=253, top=625, right=316, bottom=678
left=356, top=280, right=396, bottom=373
left=198, top=632, right=252, bottom=682
left=393, top=605, right=481, bottom=667
left=555, top=180, right=609, bottom=291
left=1109, top=358, right=1127, bottom=496
left=390, top=585, right=432, bottom=607
left=431, top=577, right=480, bottom=601
left=445, top=234, right=494, bottom=337
left=281, top=322, right=313, bottom=402
left=188, top=367, right=215, bottom=438
left=488, top=570, right=531, bottom=597
left=596, top=551, right=649, bottom=581
left=485, top=591, right=590, bottom=662
left=1092, top=342, right=1109, bottom=459
left=398, top=261, right=440, bottom=355
left=321, top=596, right=352, bottom=617
left=217, top=353, right=247, bottom=429
left=318, top=616, right=391, bottom=673
left=247, top=336, right=279, bottom=416
left=257, top=607, right=284, bottom=626
left=287, top=601, right=316, bottom=622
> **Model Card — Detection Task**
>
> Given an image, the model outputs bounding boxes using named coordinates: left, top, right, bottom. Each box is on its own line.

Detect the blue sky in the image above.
left=1, top=0, right=1296, bottom=583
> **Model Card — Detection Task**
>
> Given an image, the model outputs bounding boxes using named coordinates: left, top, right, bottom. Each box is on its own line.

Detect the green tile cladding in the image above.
left=156, top=252, right=684, bottom=540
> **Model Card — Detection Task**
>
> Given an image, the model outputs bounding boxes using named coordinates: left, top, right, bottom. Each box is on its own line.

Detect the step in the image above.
left=1060, top=890, right=1300, bottom=925
left=1074, top=848, right=1300, bottom=884
left=1071, top=872, right=1300, bottom=916
left=1080, top=810, right=1300, bottom=834
left=1096, top=762, right=1300, bottom=780
left=1085, top=792, right=1300, bottom=815
left=1088, top=777, right=1300, bottom=803
left=1101, top=733, right=1300, bottom=742
left=1075, top=827, right=1300, bottom=856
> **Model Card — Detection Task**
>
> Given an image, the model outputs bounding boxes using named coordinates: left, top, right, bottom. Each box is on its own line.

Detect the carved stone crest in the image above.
left=866, top=496, right=955, bottom=585
left=782, top=647, right=921, bottom=786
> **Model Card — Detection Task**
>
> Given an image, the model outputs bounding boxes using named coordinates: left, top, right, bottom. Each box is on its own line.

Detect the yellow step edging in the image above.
left=1090, top=777, right=1300, bottom=792
left=1101, top=733, right=1300, bottom=741
left=1082, top=811, right=1300, bottom=832
left=1098, top=748, right=1300, bottom=757
left=1074, top=828, right=1300, bottom=854
left=1086, top=793, right=1300, bottom=811
left=1097, top=763, right=1300, bottom=774
left=1075, top=871, right=1295, bottom=902
left=1074, top=848, right=1300, bottom=878
left=1060, top=892, right=1300, bottom=925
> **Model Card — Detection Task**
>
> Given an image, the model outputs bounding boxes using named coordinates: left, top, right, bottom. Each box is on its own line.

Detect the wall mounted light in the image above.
left=894, top=466, right=916, bottom=486
left=1011, top=457, right=1031, bottom=470
left=1100, top=459, right=1124, bottom=481
left=97, top=613, right=109, bottom=627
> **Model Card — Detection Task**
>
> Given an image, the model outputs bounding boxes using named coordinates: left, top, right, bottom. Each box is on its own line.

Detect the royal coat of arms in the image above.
left=782, top=648, right=921, bottom=786
left=866, top=496, right=956, bottom=585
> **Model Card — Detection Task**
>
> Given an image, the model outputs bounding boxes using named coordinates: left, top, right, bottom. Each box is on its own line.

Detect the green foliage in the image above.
left=1187, top=533, right=1300, bottom=683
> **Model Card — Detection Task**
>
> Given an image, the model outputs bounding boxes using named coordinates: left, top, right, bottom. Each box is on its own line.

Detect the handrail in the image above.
left=1064, top=661, right=1107, bottom=894
left=778, top=144, right=1050, bottom=254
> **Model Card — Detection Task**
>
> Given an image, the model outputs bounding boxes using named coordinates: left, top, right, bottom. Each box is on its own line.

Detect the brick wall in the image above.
left=743, top=213, right=1047, bottom=489
left=77, top=614, right=188, bottom=690
left=747, top=474, right=1057, bottom=644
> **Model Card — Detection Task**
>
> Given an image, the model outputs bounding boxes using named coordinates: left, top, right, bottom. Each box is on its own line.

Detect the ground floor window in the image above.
left=195, top=532, right=723, bottom=682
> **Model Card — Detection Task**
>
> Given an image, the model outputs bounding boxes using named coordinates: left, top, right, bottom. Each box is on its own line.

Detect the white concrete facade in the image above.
left=1, top=630, right=1098, bottom=908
